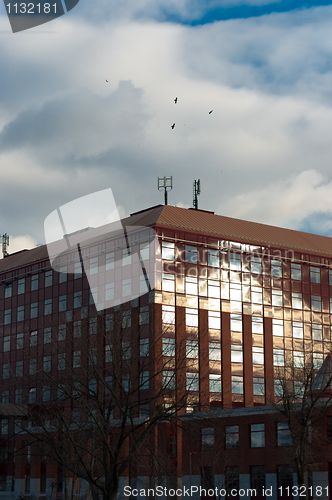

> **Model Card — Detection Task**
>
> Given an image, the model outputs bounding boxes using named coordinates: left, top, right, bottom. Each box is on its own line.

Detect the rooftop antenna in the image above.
left=2, top=233, right=9, bottom=258
left=158, top=176, right=173, bottom=205
left=193, top=179, right=201, bottom=210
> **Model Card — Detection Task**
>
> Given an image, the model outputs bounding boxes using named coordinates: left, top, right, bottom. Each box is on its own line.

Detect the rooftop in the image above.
left=1, top=204, right=332, bottom=273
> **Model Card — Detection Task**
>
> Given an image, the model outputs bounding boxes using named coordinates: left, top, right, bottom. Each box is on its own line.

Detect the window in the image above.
left=313, top=352, right=323, bottom=369
left=230, top=314, right=242, bottom=332
left=105, top=283, right=114, bottom=301
left=58, top=353, right=65, bottom=370
left=122, top=374, right=130, bottom=392
left=43, top=356, right=51, bottom=372
left=231, top=345, right=243, bottom=363
left=186, top=308, right=198, bottom=327
left=273, top=349, right=285, bottom=366
left=230, top=283, right=242, bottom=302
left=18, top=278, right=25, bottom=294
left=122, top=278, right=131, bottom=297
left=3, top=336, right=10, bottom=352
left=291, top=293, right=302, bottom=309
left=45, top=270, right=52, bottom=287
left=140, top=338, right=149, bottom=357
left=2, top=392, right=9, bottom=404
left=73, top=291, right=82, bottom=308
left=139, top=306, right=149, bottom=325
left=232, top=376, right=243, bottom=394
left=73, top=351, right=81, bottom=368
left=310, top=266, right=320, bottom=283
left=73, top=320, right=81, bottom=337
left=186, top=340, right=199, bottom=359
left=162, top=273, right=175, bottom=292
left=209, top=374, right=222, bottom=393
left=277, top=465, right=293, bottom=496
left=277, top=422, right=292, bottom=446
left=252, top=316, right=263, bottom=334
left=29, top=359, right=37, bottom=375
left=209, top=342, right=221, bottom=361
left=122, top=249, right=131, bottom=266
left=185, top=276, right=198, bottom=295
left=251, top=466, right=265, bottom=498
left=89, top=317, right=97, bottom=335
left=89, top=348, right=97, bottom=366
left=43, top=387, right=50, bottom=402
left=201, top=427, right=214, bottom=450
left=4, top=309, right=11, bottom=325
left=17, top=306, right=24, bottom=322
left=162, top=305, right=175, bottom=324
left=185, top=245, right=198, bottom=264
left=311, top=295, right=322, bottom=312
left=251, top=286, right=263, bottom=304
left=30, top=330, right=37, bottom=346
left=251, top=424, right=265, bottom=448
left=122, top=310, right=131, bottom=328
left=44, top=327, right=51, bottom=344
left=225, top=467, right=239, bottom=496
left=1, top=419, right=8, bottom=434
left=293, top=351, right=304, bottom=368
left=44, top=298, right=52, bottom=315
left=162, top=241, right=175, bottom=260
left=59, top=295, right=66, bottom=312
left=186, top=372, right=199, bottom=391
left=208, top=310, right=220, bottom=329
left=105, top=252, right=114, bottom=270
left=162, top=370, right=175, bottom=389
left=225, top=425, right=239, bottom=449
left=208, top=279, right=220, bottom=298
left=251, top=256, right=262, bottom=274
left=58, top=324, right=66, bottom=341
left=30, top=274, right=39, bottom=291
left=140, top=371, right=149, bottom=390
left=16, top=360, right=23, bottom=377
left=312, top=324, right=322, bottom=341
left=122, top=341, right=131, bottom=360
left=5, top=283, right=12, bottom=298
left=291, top=263, right=301, bottom=280
left=28, top=387, right=36, bottom=404
left=89, top=257, right=98, bottom=275
left=273, top=319, right=284, bottom=337
left=105, top=344, right=112, bottom=363
left=162, top=338, right=175, bottom=357
left=208, top=249, right=219, bottom=267
left=272, top=289, right=283, bottom=306
left=253, top=347, right=264, bottom=365
left=74, top=262, right=82, bottom=277
left=271, top=260, right=282, bottom=278
left=15, top=389, right=22, bottom=403
left=16, top=333, right=24, bottom=349
left=30, top=302, right=38, bottom=318
left=2, top=364, right=9, bottom=379
left=230, top=253, right=241, bottom=271
left=292, top=321, right=303, bottom=339
left=59, top=266, right=67, bottom=283
left=253, top=378, right=265, bottom=396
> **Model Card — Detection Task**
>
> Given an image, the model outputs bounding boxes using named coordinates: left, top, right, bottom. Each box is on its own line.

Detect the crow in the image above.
left=171, top=123, right=175, bottom=129
left=209, top=110, right=213, bottom=114
left=174, top=97, right=178, bottom=104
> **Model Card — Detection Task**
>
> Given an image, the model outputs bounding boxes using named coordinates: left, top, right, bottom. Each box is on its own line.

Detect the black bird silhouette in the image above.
left=174, top=97, right=178, bottom=104
left=209, top=110, right=213, bottom=114
left=171, top=123, right=175, bottom=129
left=106, top=79, right=109, bottom=82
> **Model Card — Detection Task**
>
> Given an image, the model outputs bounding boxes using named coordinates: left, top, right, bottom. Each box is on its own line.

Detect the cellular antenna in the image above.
left=2, top=233, right=9, bottom=258
left=158, top=176, right=173, bottom=205
left=193, top=179, right=201, bottom=210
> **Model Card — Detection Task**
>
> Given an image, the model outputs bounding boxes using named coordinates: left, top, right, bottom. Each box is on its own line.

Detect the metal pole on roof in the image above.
left=193, top=179, right=201, bottom=210
left=2, top=234, right=9, bottom=258
left=158, top=176, right=173, bottom=205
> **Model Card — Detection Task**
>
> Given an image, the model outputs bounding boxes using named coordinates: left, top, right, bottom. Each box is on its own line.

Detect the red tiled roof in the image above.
left=1, top=204, right=332, bottom=273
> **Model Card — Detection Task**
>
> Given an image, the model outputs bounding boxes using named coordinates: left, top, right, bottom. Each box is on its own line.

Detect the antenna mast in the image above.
left=2, top=233, right=9, bottom=258
left=158, top=176, right=173, bottom=205
left=193, top=179, right=201, bottom=210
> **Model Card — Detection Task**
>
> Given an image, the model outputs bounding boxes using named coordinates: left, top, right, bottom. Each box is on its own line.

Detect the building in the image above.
left=0, top=204, right=332, bottom=499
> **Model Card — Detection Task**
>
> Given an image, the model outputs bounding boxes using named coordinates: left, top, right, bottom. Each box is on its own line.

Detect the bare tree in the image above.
left=270, top=353, right=332, bottom=498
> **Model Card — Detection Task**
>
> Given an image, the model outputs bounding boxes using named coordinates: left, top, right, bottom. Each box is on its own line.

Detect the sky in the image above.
left=1, top=0, right=332, bottom=253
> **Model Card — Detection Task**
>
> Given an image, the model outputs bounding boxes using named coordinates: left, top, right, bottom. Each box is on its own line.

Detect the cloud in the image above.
left=2, top=235, right=38, bottom=257
left=224, top=170, right=332, bottom=232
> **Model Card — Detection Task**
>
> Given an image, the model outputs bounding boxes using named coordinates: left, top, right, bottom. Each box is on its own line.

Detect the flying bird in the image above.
left=174, top=97, right=178, bottom=104
left=209, top=110, right=213, bottom=114
left=171, top=123, right=175, bottom=129
left=106, top=79, right=109, bottom=82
